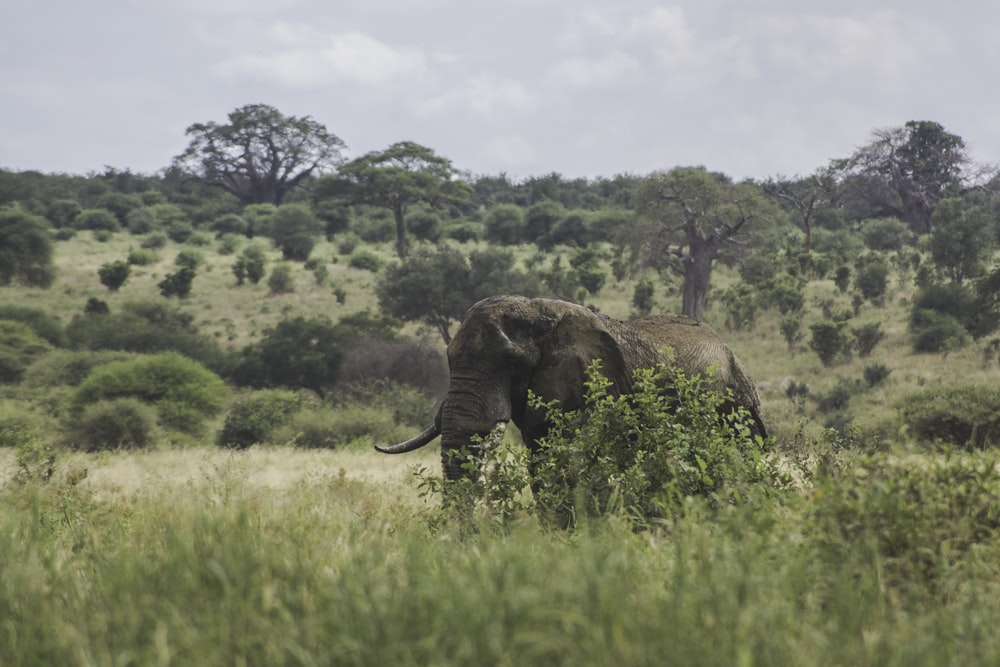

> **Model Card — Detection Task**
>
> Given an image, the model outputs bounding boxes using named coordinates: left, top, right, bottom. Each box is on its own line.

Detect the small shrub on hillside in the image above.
left=815, top=379, right=853, bottom=414
left=98, top=260, right=131, bottom=291
left=140, top=232, right=168, bottom=249
left=210, top=213, right=248, bottom=238
left=833, top=266, right=851, bottom=292
left=74, top=208, right=120, bottom=232
left=72, top=398, right=158, bottom=451
left=0, top=400, right=41, bottom=448
left=267, top=264, right=295, bottom=294
left=336, top=234, right=359, bottom=255
left=158, top=267, right=195, bottom=298
left=166, top=221, right=194, bottom=243
left=174, top=249, right=204, bottom=270
left=809, top=320, right=851, bottom=366
left=851, top=322, right=885, bottom=357
left=444, top=222, right=481, bottom=243
left=127, top=248, right=158, bottom=265
left=779, top=314, right=803, bottom=349
left=408, top=210, right=443, bottom=242
left=899, top=384, right=1000, bottom=449
left=910, top=309, right=967, bottom=353
left=217, top=389, right=311, bottom=448
left=349, top=250, right=384, bottom=272
left=569, top=247, right=606, bottom=295
left=862, top=217, right=912, bottom=251
left=233, top=244, right=267, bottom=285
left=863, top=363, right=892, bottom=388
left=22, top=350, right=136, bottom=387
left=354, top=214, right=394, bottom=243
left=719, top=284, right=758, bottom=330
left=216, top=234, right=241, bottom=255
left=854, top=256, right=889, bottom=304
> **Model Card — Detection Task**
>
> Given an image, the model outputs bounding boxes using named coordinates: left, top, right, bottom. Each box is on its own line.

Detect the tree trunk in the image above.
left=393, top=205, right=408, bottom=258
left=681, top=252, right=714, bottom=322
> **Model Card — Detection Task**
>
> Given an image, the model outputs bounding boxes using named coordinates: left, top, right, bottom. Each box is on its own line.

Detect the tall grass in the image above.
left=3, top=447, right=1000, bottom=666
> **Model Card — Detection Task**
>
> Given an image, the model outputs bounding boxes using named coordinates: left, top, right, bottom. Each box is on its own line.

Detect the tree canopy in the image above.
left=0, top=204, right=55, bottom=288
left=173, top=104, right=345, bottom=206
left=630, top=167, right=786, bottom=321
left=316, top=141, right=470, bottom=258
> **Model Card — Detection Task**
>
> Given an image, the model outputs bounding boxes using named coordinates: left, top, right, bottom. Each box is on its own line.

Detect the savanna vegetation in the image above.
left=3, top=106, right=1000, bottom=664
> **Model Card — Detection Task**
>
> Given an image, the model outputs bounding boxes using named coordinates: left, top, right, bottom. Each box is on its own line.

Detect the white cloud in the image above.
left=416, top=75, right=537, bottom=115
left=484, top=134, right=537, bottom=168
left=548, top=51, right=642, bottom=88
left=213, top=25, right=426, bottom=86
left=630, top=5, right=696, bottom=66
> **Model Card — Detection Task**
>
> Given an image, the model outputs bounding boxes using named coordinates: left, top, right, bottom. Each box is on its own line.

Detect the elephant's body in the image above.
left=377, top=295, right=767, bottom=483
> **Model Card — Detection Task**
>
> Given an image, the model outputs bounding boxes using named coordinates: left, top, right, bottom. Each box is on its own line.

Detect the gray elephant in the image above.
left=376, top=295, right=767, bottom=483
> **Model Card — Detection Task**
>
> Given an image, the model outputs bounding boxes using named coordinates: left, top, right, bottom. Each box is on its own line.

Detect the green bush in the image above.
left=174, top=249, right=204, bottom=270
left=910, top=309, right=967, bottom=353
left=98, top=260, right=131, bottom=291
left=0, top=320, right=52, bottom=383
left=73, top=352, right=228, bottom=436
left=140, top=232, right=168, bottom=249
left=0, top=306, right=66, bottom=346
left=863, top=363, right=891, bottom=388
left=851, top=322, right=885, bottom=357
left=267, top=264, right=295, bottom=294
left=862, top=217, right=912, bottom=251
left=899, top=384, right=1000, bottom=449
left=127, top=248, right=159, bottom=266
left=483, top=204, right=525, bottom=245
left=22, top=349, right=136, bottom=388
left=158, top=267, right=195, bottom=298
left=454, top=359, right=787, bottom=529
left=408, top=210, right=442, bottom=242
left=233, top=244, right=267, bottom=285
left=74, top=208, right=120, bottom=232
left=72, top=398, right=158, bottom=451
left=809, top=451, right=1000, bottom=586
left=444, top=222, right=481, bottom=243
left=349, top=250, right=384, bottom=272
left=217, top=389, right=311, bottom=448
left=809, top=320, right=850, bottom=366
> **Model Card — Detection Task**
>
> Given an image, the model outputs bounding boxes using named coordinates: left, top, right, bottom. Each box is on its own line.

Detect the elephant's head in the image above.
left=376, top=295, right=635, bottom=481
left=376, top=295, right=767, bottom=484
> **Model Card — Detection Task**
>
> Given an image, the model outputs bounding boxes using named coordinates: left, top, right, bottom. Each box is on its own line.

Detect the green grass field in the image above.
left=3, top=231, right=1000, bottom=665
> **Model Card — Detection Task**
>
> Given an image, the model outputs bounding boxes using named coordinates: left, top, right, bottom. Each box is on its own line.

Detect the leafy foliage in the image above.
left=158, top=267, right=195, bottom=298
left=899, top=384, right=1000, bottom=449
left=72, top=352, right=228, bottom=436
left=217, top=389, right=312, bottom=448
left=72, top=398, right=158, bottom=451
left=173, top=104, right=345, bottom=205
left=98, top=260, right=131, bottom=291
left=0, top=205, right=55, bottom=288
left=0, top=320, right=53, bottom=383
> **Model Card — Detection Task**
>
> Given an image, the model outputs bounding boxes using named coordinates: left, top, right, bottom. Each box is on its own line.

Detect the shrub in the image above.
left=74, top=208, right=120, bottom=232
left=216, top=234, right=241, bottom=256
left=0, top=306, right=66, bottom=346
left=174, top=249, right=204, bottom=270
left=354, top=214, right=394, bottom=243
left=899, top=384, right=1000, bottom=449
left=337, top=340, right=447, bottom=394
left=533, top=360, right=786, bottom=527
left=140, top=232, right=168, bottom=249
left=632, top=280, right=655, bottom=317
left=349, top=250, right=384, bottom=272
left=233, top=244, right=267, bottom=285
left=910, top=309, right=967, bottom=353
left=569, top=247, right=606, bottom=295
left=210, top=213, right=248, bottom=237
left=217, top=389, right=311, bottom=448
left=833, top=266, right=851, bottom=292
left=854, top=256, right=889, bottom=303
left=483, top=204, right=525, bottom=245
left=851, top=322, right=885, bottom=357
left=158, top=267, right=195, bottom=298
left=779, top=314, right=803, bottom=349
left=809, top=320, right=850, bottom=366
left=22, top=349, right=136, bottom=388
left=719, top=284, right=758, bottom=330
left=72, top=398, right=158, bottom=451
left=127, top=248, right=158, bottom=265
left=98, top=260, right=131, bottom=291
left=336, top=234, right=359, bottom=255
left=0, top=206, right=56, bottom=288
left=444, top=222, right=481, bottom=243
left=408, top=210, right=443, bottom=242
left=267, top=264, right=295, bottom=294
left=863, top=363, right=891, bottom=388
left=72, top=351, right=228, bottom=436
left=452, top=359, right=787, bottom=528
left=862, top=217, right=912, bottom=251
left=166, top=221, right=194, bottom=243
left=0, top=320, right=52, bottom=383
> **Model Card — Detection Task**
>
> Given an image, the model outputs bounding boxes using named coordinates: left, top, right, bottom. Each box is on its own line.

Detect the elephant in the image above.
left=376, top=295, right=767, bottom=484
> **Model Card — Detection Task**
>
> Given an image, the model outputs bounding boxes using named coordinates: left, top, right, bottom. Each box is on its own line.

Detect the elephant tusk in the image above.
left=375, top=423, right=440, bottom=454
left=480, top=422, right=507, bottom=451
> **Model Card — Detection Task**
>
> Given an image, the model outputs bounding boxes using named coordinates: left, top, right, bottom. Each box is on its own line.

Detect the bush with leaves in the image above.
left=482, top=204, right=525, bottom=245
left=98, top=260, right=131, bottom=291
left=267, top=263, right=295, bottom=294
left=851, top=322, right=885, bottom=357
left=0, top=205, right=55, bottom=288
left=0, top=306, right=66, bottom=346
left=72, top=398, right=158, bottom=451
left=0, top=320, right=52, bottom=383
left=348, top=250, right=384, bottom=272
left=909, top=309, right=967, bottom=353
left=448, top=358, right=787, bottom=529
left=809, top=320, right=851, bottom=366
left=233, top=244, right=267, bottom=285
left=632, top=280, right=655, bottom=317
left=74, top=208, right=120, bottom=232
left=72, top=352, right=228, bottom=437
left=217, top=389, right=312, bottom=449
left=899, top=384, right=1000, bottom=449
left=158, top=266, right=195, bottom=298
left=861, top=217, right=912, bottom=251
left=854, top=255, right=890, bottom=304
left=569, top=247, right=606, bottom=295
left=65, top=300, right=228, bottom=374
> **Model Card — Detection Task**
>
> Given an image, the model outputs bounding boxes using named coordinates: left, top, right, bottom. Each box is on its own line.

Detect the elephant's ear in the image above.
left=528, top=309, right=630, bottom=411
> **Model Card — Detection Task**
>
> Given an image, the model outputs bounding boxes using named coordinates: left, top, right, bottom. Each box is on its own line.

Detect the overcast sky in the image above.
left=2, top=1, right=998, bottom=181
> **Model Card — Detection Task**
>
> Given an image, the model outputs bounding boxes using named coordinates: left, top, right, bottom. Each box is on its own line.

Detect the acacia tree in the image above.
left=833, top=121, right=980, bottom=234
left=762, top=167, right=838, bottom=252
left=630, top=167, right=785, bottom=322
left=317, top=141, right=470, bottom=258
left=173, top=104, right=345, bottom=206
